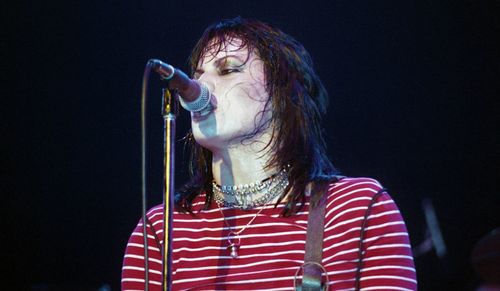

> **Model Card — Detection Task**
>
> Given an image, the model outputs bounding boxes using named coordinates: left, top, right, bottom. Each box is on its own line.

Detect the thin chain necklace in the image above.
left=216, top=203, right=269, bottom=259
left=213, top=167, right=289, bottom=258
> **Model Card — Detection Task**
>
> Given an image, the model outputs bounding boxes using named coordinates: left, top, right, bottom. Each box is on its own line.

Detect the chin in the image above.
left=192, top=129, right=223, bottom=151
left=193, top=128, right=251, bottom=152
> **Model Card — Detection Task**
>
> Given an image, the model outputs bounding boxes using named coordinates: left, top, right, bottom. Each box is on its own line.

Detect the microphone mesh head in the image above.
left=179, top=82, right=214, bottom=115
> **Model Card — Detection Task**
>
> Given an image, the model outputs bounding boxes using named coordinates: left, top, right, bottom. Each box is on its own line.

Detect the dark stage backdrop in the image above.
left=4, top=0, right=499, bottom=290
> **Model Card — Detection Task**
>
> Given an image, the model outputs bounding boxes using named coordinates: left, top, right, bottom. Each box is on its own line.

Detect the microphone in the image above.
left=150, top=59, right=214, bottom=115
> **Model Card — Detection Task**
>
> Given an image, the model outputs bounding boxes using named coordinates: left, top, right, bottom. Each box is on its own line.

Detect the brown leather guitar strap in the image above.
left=296, top=176, right=344, bottom=291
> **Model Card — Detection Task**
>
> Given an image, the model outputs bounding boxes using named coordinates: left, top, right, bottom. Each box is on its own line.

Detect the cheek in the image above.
left=228, top=92, right=271, bottom=135
left=232, top=76, right=269, bottom=104
left=248, top=81, right=269, bottom=103
left=225, top=83, right=269, bottom=121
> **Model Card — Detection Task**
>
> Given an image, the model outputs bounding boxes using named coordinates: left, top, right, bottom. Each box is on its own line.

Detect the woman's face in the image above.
left=191, top=38, right=271, bottom=151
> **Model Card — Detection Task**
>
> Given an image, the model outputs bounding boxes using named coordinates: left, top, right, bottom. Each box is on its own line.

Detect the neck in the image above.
left=211, top=135, right=278, bottom=187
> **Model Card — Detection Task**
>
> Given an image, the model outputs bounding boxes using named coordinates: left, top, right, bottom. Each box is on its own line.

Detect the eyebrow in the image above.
left=196, top=54, right=246, bottom=72
left=194, top=54, right=247, bottom=77
left=213, top=54, right=246, bottom=67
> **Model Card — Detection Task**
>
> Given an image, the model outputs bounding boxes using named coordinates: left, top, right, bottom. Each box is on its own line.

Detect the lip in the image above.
left=191, top=108, right=216, bottom=122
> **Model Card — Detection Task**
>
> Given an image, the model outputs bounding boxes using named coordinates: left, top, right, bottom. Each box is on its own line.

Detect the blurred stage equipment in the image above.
left=413, top=198, right=447, bottom=258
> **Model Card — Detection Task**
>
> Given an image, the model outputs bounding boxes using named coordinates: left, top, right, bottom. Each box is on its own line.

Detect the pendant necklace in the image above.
left=214, top=167, right=289, bottom=258
left=216, top=204, right=268, bottom=259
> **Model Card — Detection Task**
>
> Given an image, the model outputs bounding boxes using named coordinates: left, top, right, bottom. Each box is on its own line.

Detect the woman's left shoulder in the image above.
left=322, top=176, right=410, bottom=240
left=324, top=176, right=403, bottom=211
left=327, top=176, right=387, bottom=199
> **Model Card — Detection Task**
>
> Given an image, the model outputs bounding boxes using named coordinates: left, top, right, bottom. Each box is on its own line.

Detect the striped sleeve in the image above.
left=322, top=178, right=417, bottom=290
left=121, top=206, right=164, bottom=291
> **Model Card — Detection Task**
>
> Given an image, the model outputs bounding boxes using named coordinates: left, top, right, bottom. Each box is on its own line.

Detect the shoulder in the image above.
left=146, top=193, right=207, bottom=224
left=145, top=203, right=165, bottom=224
left=323, top=177, right=404, bottom=225
left=327, top=177, right=385, bottom=202
left=322, top=176, right=410, bottom=244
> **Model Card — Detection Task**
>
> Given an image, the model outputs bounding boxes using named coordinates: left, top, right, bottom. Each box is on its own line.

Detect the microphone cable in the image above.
left=139, top=60, right=159, bottom=291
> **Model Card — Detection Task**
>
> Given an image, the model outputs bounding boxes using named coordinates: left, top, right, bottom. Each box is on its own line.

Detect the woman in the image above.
left=122, top=17, right=417, bottom=290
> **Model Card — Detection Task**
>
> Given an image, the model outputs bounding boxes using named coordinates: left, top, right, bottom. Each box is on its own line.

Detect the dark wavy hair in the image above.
left=175, top=17, right=339, bottom=216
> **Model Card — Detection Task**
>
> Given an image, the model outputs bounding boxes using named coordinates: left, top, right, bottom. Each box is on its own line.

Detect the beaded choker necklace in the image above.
left=212, top=167, right=289, bottom=210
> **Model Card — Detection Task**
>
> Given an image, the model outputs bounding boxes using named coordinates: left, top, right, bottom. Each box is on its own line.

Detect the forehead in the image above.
left=197, top=37, right=251, bottom=67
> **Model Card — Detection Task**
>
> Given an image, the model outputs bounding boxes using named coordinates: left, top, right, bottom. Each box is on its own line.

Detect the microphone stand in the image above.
left=161, top=88, right=177, bottom=291
left=141, top=60, right=178, bottom=291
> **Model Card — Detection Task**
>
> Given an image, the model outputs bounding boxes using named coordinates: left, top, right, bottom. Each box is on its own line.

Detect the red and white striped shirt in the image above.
left=122, top=177, right=417, bottom=290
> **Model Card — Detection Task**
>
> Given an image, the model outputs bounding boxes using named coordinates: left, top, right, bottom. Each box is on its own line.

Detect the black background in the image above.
left=4, top=0, right=499, bottom=290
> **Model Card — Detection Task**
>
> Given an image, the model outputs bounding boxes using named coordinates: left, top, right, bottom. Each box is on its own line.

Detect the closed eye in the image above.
left=219, top=67, right=242, bottom=75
